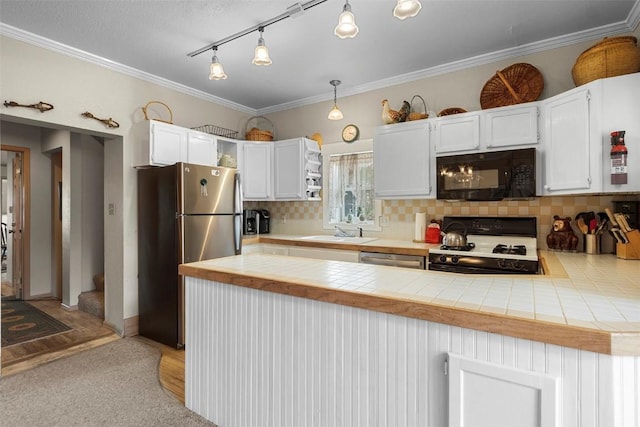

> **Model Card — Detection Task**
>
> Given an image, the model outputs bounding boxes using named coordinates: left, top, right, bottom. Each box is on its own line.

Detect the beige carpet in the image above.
left=0, top=337, right=214, bottom=426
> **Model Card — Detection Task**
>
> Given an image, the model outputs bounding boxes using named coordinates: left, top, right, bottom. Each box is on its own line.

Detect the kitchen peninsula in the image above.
left=179, top=249, right=639, bottom=426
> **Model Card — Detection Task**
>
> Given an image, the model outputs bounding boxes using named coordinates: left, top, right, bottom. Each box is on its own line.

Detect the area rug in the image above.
left=0, top=337, right=214, bottom=426
left=1, top=300, right=71, bottom=347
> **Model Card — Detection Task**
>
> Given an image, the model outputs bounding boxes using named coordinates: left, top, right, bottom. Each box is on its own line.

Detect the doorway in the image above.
left=1, top=146, right=29, bottom=301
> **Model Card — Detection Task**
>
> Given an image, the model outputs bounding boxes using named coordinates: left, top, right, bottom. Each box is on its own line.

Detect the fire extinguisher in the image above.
left=610, top=130, right=628, bottom=185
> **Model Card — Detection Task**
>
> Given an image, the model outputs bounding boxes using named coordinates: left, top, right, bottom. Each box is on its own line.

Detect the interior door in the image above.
left=11, top=154, right=23, bottom=299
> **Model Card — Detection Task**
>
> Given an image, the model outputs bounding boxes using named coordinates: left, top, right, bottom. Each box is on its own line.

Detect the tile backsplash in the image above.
left=246, top=194, right=639, bottom=254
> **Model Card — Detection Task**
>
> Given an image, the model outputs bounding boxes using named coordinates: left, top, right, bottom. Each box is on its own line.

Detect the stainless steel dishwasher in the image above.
left=359, top=252, right=426, bottom=269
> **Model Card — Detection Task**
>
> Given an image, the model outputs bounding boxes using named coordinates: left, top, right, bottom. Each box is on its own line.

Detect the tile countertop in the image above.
left=180, top=244, right=640, bottom=356
left=248, top=234, right=435, bottom=256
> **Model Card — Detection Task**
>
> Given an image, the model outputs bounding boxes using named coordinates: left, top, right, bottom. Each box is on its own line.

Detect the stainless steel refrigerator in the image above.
left=137, top=162, right=242, bottom=347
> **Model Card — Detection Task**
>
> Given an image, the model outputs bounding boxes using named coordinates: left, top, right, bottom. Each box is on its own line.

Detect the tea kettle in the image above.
left=440, top=221, right=470, bottom=247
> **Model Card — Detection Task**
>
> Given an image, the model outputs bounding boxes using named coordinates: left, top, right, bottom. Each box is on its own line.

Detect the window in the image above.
left=322, top=139, right=381, bottom=231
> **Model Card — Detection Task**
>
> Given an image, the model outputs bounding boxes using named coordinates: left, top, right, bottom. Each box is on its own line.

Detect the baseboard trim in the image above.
left=123, top=315, right=139, bottom=338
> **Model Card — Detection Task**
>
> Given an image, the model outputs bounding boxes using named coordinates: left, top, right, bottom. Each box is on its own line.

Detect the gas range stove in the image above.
left=428, top=217, right=540, bottom=274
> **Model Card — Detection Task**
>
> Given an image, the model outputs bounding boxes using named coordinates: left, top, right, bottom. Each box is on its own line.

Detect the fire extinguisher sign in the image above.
left=610, top=130, right=628, bottom=185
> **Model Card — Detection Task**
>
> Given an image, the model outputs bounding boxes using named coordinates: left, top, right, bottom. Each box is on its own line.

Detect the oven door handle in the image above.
left=360, top=255, right=424, bottom=269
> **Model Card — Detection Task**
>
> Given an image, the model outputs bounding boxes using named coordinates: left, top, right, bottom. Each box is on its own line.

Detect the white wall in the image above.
left=0, top=35, right=251, bottom=333
left=80, top=134, right=104, bottom=293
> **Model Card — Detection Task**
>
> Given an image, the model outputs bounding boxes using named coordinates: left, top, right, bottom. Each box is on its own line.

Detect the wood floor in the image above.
left=1, top=299, right=186, bottom=404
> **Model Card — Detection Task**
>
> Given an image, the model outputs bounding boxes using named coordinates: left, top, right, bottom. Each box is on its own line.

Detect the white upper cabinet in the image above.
left=433, top=112, right=480, bottom=154
left=241, top=137, right=322, bottom=202
left=600, top=73, right=640, bottom=193
left=274, top=137, right=321, bottom=201
left=374, top=120, right=433, bottom=199
left=186, top=130, right=216, bottom=166
left=132, top=120, right=218, bottom=167
left=242, top=141, right=273, bottom=200
left=483, top=103, right=539, bottom=149
left=540, top=83, right=602, bottom=195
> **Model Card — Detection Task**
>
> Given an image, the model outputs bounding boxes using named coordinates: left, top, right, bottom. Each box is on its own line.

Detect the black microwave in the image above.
left=436, top=148, right=536, bottom=201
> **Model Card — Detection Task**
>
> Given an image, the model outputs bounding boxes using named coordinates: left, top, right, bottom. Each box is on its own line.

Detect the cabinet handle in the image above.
left=543, top=185, right=551, bottom=190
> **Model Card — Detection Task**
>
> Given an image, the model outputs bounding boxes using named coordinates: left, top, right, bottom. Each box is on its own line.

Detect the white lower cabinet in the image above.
left=374, top=120, right=433, bottom=199
left=448, top=353, right=559, bottom=427
left=260, top=244, right=289, bottom=256
left=288, top=246, right=359, bottom=263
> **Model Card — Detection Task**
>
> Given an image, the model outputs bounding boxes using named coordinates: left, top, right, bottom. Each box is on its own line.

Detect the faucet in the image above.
left=334, top=225, right=355, bottom=237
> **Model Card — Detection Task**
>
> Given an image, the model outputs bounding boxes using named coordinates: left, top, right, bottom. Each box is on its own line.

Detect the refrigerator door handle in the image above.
left=234, top=172, right=243, bottom=254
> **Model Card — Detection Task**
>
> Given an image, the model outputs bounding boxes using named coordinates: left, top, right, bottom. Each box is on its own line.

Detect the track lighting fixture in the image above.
left=252, top=27, right=272, bottom=66
left=209, top=47, right=227, bottom=80
left=328, top=80, right=344, bottom=120
left=334, top=0, right=359, bottom=39
left=393, top=0, right=422, bottom=19
left=190, top=0, right=420, bottom=79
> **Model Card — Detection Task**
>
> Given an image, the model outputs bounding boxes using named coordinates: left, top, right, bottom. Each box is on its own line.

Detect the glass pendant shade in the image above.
left=328, top=105, right=344, bottom=120
left=334, top=3, right=359, bottom=39
left=252, top=31, right=272, bottom=66
left=393, top=0, right=422, bottom=19
left=209, top=52, right=227, bottom=80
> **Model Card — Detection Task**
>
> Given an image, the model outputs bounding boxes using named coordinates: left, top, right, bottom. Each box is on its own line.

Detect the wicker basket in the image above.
left=408, top=95, right=429, bottom=121
left=142, top=101, right=173, bottom=124
left=438, top=107, right=467, bottom=116
left=480, top=63, right=544, bottom=109
left=571, top=36, right=640, bottom=86
left=245, top=116, right=275, bottom=141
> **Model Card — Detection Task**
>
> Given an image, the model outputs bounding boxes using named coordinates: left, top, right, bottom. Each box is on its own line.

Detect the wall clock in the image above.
left=342, top=124, right=360, bottom=143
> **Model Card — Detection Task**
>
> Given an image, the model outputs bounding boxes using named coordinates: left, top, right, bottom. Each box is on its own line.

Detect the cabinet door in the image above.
left=434, top=113, right=480, bottom=153
left=288, top=246, right=359, bottom=263
left=150, top=121, right=187, bottom=165
left=274, top=138, right=304, bottom=200
left=374, top=121, right=432, bottom=199
left=448, top=354, right=559, bottom=427
left=542, top=88, right=594, bottom=194
left=186, top=131, right=216, bottom=166
left=242, top=142, right=273, bottom=200
left=484, top=104, right=539, bottom=149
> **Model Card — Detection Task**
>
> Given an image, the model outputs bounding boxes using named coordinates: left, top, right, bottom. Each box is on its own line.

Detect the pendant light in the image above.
left=328, top=80, right=344, bottom=120
left=393, top=0, right=422, bottom=19
left=209, top=47, right=227, bottom=80
left=334, top=0, right=359, bottom=39
left=252, top=27, right=272, bottom=66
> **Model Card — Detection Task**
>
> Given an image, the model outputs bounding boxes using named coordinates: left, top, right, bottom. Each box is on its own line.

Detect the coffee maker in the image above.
left=243, top=209, right=270, bottom=235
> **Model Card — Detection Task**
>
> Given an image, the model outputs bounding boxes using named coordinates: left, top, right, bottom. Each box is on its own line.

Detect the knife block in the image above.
left=616, top=229, right=640, bottom=259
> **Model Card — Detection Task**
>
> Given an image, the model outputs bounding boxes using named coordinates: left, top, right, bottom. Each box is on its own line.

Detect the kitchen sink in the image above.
left=297, top=235, right=378, bottom=244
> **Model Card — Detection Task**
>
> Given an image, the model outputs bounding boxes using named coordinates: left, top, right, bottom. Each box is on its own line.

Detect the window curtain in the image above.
left=328, top=152, right=374, bottom=223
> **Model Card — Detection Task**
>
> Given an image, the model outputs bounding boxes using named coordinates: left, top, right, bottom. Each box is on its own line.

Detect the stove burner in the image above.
left=440, top=242, right=476, bottom=252
left=492, top=244, right=527, bottom=256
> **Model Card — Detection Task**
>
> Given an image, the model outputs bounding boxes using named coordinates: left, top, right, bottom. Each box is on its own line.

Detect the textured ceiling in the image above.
left=0, top=1, right=638, bottom=113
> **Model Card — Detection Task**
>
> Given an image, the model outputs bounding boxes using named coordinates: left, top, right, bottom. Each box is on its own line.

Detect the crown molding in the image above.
left=2, top=10, right=637, bottom=118
left=258, top=18, right=636, bottom=115
left=0, top=23, right=257, bottom=116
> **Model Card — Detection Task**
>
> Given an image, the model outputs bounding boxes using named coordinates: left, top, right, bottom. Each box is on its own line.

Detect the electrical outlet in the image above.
left=108, top=203, right=116, bottom=215
left=280, top=214, right=287, bottom=224
left=380, top=215, right=390, bottom=227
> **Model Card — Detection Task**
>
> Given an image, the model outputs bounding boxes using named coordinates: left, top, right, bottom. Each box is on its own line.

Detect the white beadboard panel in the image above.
left=185, top=278, right=640, bottom=427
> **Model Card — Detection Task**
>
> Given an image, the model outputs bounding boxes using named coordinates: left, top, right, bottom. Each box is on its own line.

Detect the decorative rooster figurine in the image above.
left=381, top=99, right=410, bottom=124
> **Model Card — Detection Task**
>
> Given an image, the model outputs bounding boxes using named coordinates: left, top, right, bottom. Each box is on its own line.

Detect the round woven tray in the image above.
left=571, top=36, right=640, bottom=86
left=480, top=63, right=544, bottom=109
left=438, top=107, right=467, bottom=116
